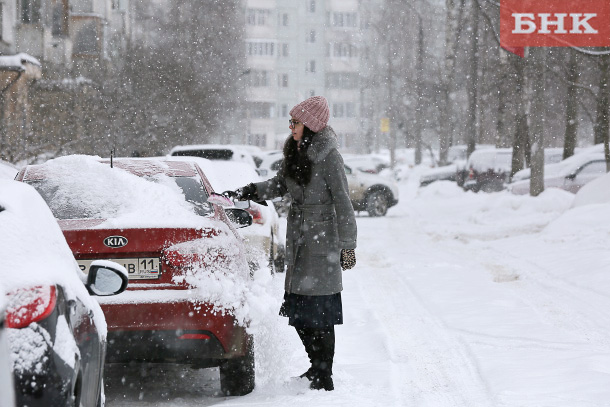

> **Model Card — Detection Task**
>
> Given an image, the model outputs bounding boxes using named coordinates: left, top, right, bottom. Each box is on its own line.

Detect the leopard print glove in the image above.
left=340, top=249, right=356, bottom=270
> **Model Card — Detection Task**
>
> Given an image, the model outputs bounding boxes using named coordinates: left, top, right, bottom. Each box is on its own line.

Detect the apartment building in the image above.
left=244, top=0, right=361, bottom=150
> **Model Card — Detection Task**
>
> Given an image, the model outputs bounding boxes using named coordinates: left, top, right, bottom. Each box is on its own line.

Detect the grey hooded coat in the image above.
left=254, top=126, right=357, bottom=296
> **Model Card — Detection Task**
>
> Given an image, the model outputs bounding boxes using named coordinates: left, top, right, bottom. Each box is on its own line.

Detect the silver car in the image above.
left=345, top=164, right=399, bottom=217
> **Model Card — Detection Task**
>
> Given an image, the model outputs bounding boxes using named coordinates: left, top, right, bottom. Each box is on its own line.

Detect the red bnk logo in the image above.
left=501, top=0, right=610, bottom=47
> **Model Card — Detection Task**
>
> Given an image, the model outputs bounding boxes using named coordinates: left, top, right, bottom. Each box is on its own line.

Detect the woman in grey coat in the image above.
left=228, top=96, right=357, bottom=391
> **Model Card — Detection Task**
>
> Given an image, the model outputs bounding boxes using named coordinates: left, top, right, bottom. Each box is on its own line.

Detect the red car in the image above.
left=17, top=157, right=256, bottom=396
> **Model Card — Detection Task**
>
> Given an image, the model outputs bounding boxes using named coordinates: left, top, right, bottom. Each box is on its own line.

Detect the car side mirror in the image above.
left=225, top=208, right=253, bottom=228
left=86, top=261, right=129, bottom=296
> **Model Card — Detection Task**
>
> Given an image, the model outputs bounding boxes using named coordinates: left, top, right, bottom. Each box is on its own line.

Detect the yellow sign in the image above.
left=380, top=118, right=390, bottom=132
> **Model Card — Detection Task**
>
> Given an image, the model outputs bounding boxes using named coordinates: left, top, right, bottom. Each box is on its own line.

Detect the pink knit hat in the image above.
left=289, top=96, right=330, bottom=133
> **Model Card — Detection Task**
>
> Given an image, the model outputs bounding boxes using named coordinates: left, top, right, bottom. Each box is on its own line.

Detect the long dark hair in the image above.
left=282, top=126, right=316, bottom=185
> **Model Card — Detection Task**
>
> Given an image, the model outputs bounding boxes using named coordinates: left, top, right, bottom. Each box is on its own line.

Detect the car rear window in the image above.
left=172, top=149, right=234, bottom=161
left=26, top=175, right=213, bottom=220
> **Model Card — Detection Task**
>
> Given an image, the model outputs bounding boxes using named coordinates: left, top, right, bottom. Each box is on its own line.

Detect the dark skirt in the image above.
left=279, top=292, right=343, bottom=329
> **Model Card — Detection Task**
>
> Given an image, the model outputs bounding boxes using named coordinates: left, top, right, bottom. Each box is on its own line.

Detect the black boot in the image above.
left=309, top=328, right=335, bottom=391
left=296, top=327, right=316, bottom=381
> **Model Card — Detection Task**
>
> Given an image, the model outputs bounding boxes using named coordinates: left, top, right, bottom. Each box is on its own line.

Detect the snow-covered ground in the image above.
left=105, top=173, right=610, bottom=407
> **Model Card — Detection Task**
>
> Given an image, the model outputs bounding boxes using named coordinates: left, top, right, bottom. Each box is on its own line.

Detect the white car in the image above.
left=508, top=147, right=607, bottom=195
left=256, top=150, right=283, bottom=179
left=345, top=163, right=399, bottom=217
left=178, top=158, right=286, bottom=273
left=342, top=154, right=390, bottom=174
left=169, top=144, right=258, bottom=169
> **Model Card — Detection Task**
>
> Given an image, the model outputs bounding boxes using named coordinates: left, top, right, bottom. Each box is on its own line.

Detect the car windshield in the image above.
left=26, top=175, right=213, bottom=220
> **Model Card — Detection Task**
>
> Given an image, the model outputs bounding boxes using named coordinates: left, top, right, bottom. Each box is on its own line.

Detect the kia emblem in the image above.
left=104, top=236, right=128, bottom=248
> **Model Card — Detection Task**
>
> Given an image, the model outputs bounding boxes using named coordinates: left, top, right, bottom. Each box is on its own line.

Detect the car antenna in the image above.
left=110, top=148, right=115, bottom=168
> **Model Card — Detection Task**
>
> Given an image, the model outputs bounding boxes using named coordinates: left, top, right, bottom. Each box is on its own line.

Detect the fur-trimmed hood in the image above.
left=307, top=126, right=338, bottom=163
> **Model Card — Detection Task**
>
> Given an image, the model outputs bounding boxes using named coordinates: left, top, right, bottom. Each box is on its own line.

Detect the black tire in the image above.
left=274, top=244, right=285, bottom=273
left=366, top=191, right=389, bottom=217
left=219, top=339, right=255, bottom=396
left=268, top=233, right=276, bottom=274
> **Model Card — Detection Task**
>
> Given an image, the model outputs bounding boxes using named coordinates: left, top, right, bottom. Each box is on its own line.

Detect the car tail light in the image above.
left=468, top=168, right=475, bottom=180
left=178, top=333, right=211, bottom=340
left=5, top=286, right=57, bottom=329
left=247, top=205, right=264, bottom=225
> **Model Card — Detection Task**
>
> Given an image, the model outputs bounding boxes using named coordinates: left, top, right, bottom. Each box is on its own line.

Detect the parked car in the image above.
left=511, top=147, right=583, bottom=183
left=451, top=145, right=495, bottom=187
left=169, top=144, right=258, bottom=169
left=342, top=154, right=390, bottom=174
left=198, top=159, right=286, bottom=273
left=1, top=179, right=128, bottom=407
left=420, top=164, right=459, bottom=186
left=462, top=148, right=513, bottom=192
left=345, top=163, right=399, bottom=216
left=0, top=283, right=16, bottom=407
left=256, top=150, right=283, bottom=179
left=16, top=156, right=257, bottom=396
left=261, top=158, right=399, bottom=217
left=508, top=148, right=607, bottom=195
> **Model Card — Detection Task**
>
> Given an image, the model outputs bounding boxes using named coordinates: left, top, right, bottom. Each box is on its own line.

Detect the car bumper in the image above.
left=13, top=338, right=78, bottom=407
left=100, top=292, right=249, bottom=364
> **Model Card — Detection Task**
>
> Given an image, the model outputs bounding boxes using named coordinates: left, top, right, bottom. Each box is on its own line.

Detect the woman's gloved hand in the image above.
left=340, top=249, right=356, bottom=270
left=223, top=183, right=257, bottom=201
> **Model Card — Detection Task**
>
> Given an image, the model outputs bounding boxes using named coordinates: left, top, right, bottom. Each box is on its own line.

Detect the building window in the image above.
left=246, top=41, right=276, bottom=57
left=52, top=0, right=69, bottom=37
left=279, top=43, right=289, bottom=57
left=310, top=90, right=315, bottom=97
left=278, top=74, right=288, bottom=88
left=282, top=13, right=289, bottom=26
left=249, top=70, right=269, bottom=87
left=21, top=0, right=42, bottom=23
left=306, top=60, right=316, bottom=73
left=306, top=30, right=316, bottom=43
left=0, top=4, right=3, bottom=40
left=325, top=72, right=359, bottom=89
left=333, top=103, right=357, bottom=118
left=248, top=102, right=275, bottom=118
left=281, top=104, right=288, bottom=117
left=309, top=0, right=315, bottom=13
left=329, top=42, right=358, bottom=58
left=247, top=8, right=271, bottom=26
left=330, top=12, right=358, bottom=28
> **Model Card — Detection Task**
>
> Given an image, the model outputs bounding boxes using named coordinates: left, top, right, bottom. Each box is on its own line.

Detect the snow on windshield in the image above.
left=26, top=155, right=216, bottom=229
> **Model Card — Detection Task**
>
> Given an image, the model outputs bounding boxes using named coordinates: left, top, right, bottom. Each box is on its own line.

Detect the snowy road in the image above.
left=105, top=179, right=610, bottom=407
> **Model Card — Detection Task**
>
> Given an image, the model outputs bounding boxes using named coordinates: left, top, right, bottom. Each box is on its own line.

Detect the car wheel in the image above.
left=268, top=234, right=276, bottom=274
left=366, top=191, right=389, bottom=217
left=219, top=338, right=255, bottom=396
left=274, top=244, right=285, bottom=273
left=71, top=369, right=82, bottom=407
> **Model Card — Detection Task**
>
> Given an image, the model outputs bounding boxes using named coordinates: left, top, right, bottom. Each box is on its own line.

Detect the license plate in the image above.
left=77, top=258, right=161, bottom=280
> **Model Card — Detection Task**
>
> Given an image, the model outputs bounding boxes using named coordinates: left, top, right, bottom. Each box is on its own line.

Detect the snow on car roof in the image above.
left=467, top=148, right=513, bottom=172
left=21, top=155, right=225, bottom=230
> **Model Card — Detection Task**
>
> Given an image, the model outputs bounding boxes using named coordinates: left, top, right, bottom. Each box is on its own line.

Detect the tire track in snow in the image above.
left=472, top=242, right=610, bottom=349
left=355, top=217, right=494, bottom=407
